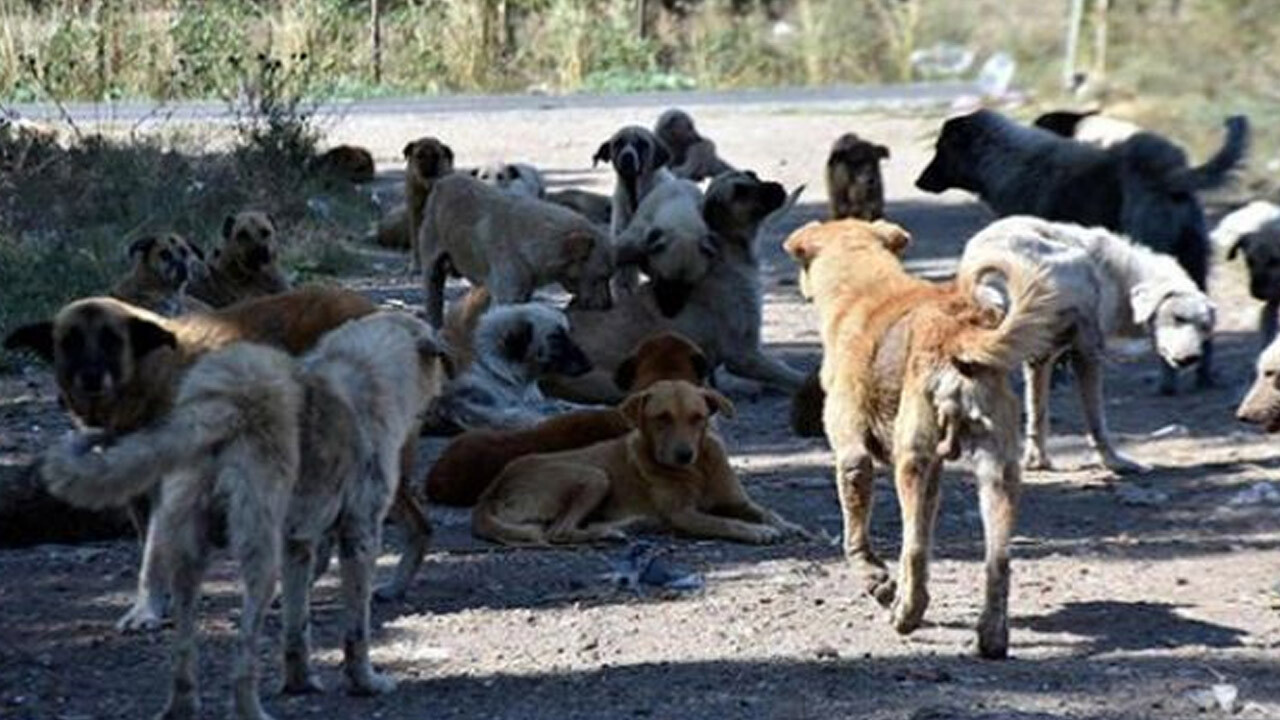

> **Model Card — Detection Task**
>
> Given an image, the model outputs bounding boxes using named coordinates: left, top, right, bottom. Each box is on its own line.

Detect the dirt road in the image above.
left=2, top=98, right=1278, bottom=720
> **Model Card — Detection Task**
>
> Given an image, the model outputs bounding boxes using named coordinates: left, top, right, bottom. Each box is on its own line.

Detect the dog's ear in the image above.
left=690, top=349, right=710, bottom=383
left=619, top=390, right=649, bottom=428
left=592, top=140, right=612, bottom=167
left=127, top=317, right=177, bottom=358
left=760, top=181, right=788, bottom=214
left=1227, top=235, right=1251, bottom=261
left=870, top=220, right=911, bottom=255
left=652, top=137, right=672, bottom=168
left=262, top=213, right=278, bottom=235
left=501, top=319, right=534, bottom=362
left=613, top=355, right=638, bottom=391
left=402, top=141, right=417, bottom=160
left=222, top=214, right=237, bottom=240
left=440, top=143, right=455, bottom=167
left=1130, top=282, right=1170, bottom=324
left=4, top=321, right=56, bottom=362
left=782, top=221, right=824, bottom=262
left=875, top=143, right=890, bottom=160
left=127, top=236, right=157, bottom=260
left=701, top=388, right=735, bottom=419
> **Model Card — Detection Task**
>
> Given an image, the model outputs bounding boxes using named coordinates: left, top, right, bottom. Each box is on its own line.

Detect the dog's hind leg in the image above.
left=972, top=438, right=1021, bottom=660
left=545, top=468, right=619, bottom=543
left=377, top=480, right=433, bottom=602
left=1070, top=347, right=1149, bottom=474
left=152, top=488, right=211, bottom=720
left=1021, top=359, right=1055, bottom=471
left=337, top=516, right=397, bottom=696
left=833, top=447, right=893, bottom=605
left=424, top=252, right=451, bottom=328
left=231, top=502, right=284, bottom=720
left=280, top=539, right=324, bottom=696
left=888, top=448, right=942, bottom=637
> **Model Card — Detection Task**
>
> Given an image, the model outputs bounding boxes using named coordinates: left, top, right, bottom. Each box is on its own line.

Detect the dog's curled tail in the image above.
left=1181, top=115, right=1250, bottom=192
left=953, top=258, right=1059, bottom=372
left=441, top=286, right=492, bottom=372
left=41, top=344, right=301, bottom=511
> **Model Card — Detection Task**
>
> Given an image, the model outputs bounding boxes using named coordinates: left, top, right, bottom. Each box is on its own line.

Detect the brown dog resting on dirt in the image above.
left=783, top=218, right=1057, bottom=659
left=186, top=210, right=291, bottom=308
left=425, top=331, right=710, bottom=507
left=472, top=379, right=808, bottom=546
left=110, top=233, right=211, bottom=317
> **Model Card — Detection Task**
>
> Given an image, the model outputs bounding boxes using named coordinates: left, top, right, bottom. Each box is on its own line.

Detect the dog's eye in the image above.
left=655, top=411, right=674, bottom=424
left=689, top=413, right=705, bottom=424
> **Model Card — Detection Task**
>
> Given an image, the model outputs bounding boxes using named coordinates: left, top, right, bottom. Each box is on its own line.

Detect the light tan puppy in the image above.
left=42, top=312, right=449, bottom=720
left=470, top=161, right=546, bottom=198
left=784, top=218, right=1057, bottom=659
left=110, top=233, right=211, bottom=316
left=418, top=173, right=614, bottom=327
left=473, top=379, right=806, bottom=546
left=186, top=210, right=290, bottom=308
left=403, top=137, right=456, bottom=258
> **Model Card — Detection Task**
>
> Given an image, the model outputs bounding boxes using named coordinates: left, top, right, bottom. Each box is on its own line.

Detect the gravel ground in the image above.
left=2, top=99, right=1279, bottom=720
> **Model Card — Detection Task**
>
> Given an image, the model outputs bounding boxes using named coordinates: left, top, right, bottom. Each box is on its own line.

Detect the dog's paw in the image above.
left=890, top=588, right=929, bottom=636
left=1102, top=453, right=1151, bottom=475
left=1021, top=448, right=1054, bottom=472
left=348, top=670, right=397, bottom=696
left=976, top=609, right=1010, bottom=660
left=748, top=525, right=785, bottom=544
left=865, top=574, right=897, bottom=609
left=116, top=600, right=166, bottom=634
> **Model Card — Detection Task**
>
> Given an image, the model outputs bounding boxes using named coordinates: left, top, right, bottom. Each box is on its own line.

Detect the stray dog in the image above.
left=654, top=108, right=734, bottom=181
left=372, top=203, right=411, bottom=249
left=111, top=233, right=211, bottom=316
left=403, top=137, right=456, bottom=259
left=961, top=216, right=1215, bottom=474
left=594, top=125, right=674, bottom=241
left=4, top=287, right=383, bottom=632
left=426, top=300, right=592, bottom=432
left=826, top=133, right=889, bottom=221
left=311, top=144, right=376, bottom=183
left=784, top=217, right=1057, bottom=659
left=614, top=177, right=716, bottom=316
left=550, top=170, right=806, bottom=402
left=187, top=210, right=291, bottom=308
left=1033, top=109, right=1142, bottom=148
left=1214, top=200, right=1280, bottom=343
left=546, top=188, right=613, bottom=226
left=378, top=331, right=709, bottom=599
left=917, top=110, right=1247, bottom=391
left=417, top=173, right=614, bottom=327
left=1237, top=334, right=1280, bottom=430
left=426, top=331, right=709, bottom=507
left=470, top=161, right=546, bottom=198
left=42, top=312, right=448, bottom=720
left=473, top=379, right=807, bottom=545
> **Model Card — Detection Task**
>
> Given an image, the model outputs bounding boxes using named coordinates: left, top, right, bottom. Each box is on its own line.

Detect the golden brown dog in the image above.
left=403, top=136, right=456, bottom=257
left=784, top=218, right=1057, bottom=659
left=472, top=379, right=806, bottom=546
left=425, top=331, right=709, bottom=507
left=4, top=286, right=395, bottom=631
left=312, top=144, right=376, bottom=183
left=186, top=210, right=291, bottom=308
left=826, top=133, right=889, bottom=221
left=110, top=233, right=211, bottom=316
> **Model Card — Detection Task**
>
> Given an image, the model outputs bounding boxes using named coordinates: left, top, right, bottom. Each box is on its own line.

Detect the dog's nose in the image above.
left=673, top=446, right=694, bottom=466
left=1173, top=354, right=1201, bottom=368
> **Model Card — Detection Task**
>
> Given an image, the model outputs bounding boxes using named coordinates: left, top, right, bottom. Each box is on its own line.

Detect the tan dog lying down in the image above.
left=784, top=218, right=1057, bottom=659
left=1237, top=335, right=1280, bottom=431
left=473, top=380, right=806, bottom=546
left=418, top=173, right=614, bottom=327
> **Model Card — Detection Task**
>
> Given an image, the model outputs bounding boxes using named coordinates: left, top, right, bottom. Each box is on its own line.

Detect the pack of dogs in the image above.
left=5, top=104, right=1276, bottom=719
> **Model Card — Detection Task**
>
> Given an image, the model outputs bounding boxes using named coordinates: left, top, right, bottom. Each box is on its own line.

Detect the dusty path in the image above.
left=2, top=98, right=1279, bottom=720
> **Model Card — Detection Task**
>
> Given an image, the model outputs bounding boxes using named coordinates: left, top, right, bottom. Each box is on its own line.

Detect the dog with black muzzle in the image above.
left=1215, top=200, right=1280, bottom=344
left=594, top=125, right=675, bottom=243
left=615, top=178, right=716, bottom=317
left=826, top=133, right=890, bottom=221
left=110, top=233, right=211, bottom=316
left=186, top=210, right=291, bottom=308
left=425, top=300, right=593, bottom=432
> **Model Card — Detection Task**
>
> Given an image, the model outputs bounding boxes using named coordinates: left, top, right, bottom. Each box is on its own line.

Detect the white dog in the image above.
left=960, top=216, right=1215, bottom=474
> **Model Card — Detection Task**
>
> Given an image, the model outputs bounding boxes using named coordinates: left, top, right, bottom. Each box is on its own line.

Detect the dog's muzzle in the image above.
left=914, top=162, right=948, bottom=192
